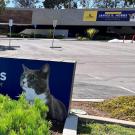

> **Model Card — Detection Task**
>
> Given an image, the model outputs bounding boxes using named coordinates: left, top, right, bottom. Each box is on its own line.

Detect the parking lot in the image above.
left=0, top=38, right=135, bottom=99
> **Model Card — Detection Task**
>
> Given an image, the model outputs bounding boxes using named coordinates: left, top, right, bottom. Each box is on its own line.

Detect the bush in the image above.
left=55, top=35, right=65, bottom=39
left=7, top=31, right=65, bottom=39
left=77, top=36, right=87, bottom=41
left=0, top=94, right=51, bottom=135
left=77, top=36, right=83, bottom=40
left=96, top=96, right=135, bottom=121
left=86, top=28, right=99, bottom=40
left=94, top=35, right=114, bottom=40
left=7, top=33, right=21, bottom=38
left=47, top=30, right=65, bottom=39
left=47, top=30, right=53, bottom=38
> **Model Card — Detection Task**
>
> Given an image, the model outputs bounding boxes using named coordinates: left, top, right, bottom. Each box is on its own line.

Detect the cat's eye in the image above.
left=29, top=75, right=36, bottom=81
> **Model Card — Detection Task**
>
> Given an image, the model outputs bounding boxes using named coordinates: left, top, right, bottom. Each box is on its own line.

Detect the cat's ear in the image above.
left=41, top=64, right=50, bottom=73
left=22, top=64, right=30, bottom=72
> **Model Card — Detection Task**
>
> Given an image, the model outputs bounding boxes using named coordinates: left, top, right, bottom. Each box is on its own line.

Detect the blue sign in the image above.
left=97, top=10, right=135, bottom=21
left=0, top=57, right=76, bottom=121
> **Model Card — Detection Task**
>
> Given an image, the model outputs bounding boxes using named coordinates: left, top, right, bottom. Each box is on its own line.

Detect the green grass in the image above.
left=95, top=96, right=135, bottom=121
left=78, top=96, right=135, bottom=135
left=78, top=122, right=135, bottom=135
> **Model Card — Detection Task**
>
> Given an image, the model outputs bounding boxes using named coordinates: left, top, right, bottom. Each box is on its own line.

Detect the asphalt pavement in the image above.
left=0, top=38, right=135, bottom=99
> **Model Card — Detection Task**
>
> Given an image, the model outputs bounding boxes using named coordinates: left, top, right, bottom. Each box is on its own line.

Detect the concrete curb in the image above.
left=63, top=99, right=135, bottom=135
left=77, top=114, right=135, bottom=128
left=63, top=115, right=78, bottom=135
left=72, top=98, right=105, bottom=102
left=62, top=114, right=135, bottom=135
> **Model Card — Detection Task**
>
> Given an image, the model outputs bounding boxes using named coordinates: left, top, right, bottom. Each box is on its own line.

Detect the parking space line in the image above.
left=118, top=86, right=135, bottom=94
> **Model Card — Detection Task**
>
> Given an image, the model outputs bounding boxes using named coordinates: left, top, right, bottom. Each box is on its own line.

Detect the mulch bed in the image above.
left=71, top=101, right=110, bottom=117
left=51, top=120, right=64, bottom=135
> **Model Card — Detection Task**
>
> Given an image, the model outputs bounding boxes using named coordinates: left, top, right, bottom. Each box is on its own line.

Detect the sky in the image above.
left=6, top=0, right=44, bottom=8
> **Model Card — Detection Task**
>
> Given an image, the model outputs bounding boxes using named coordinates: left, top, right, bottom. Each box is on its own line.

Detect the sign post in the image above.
left=52, top=20, right=57, bottom=48
left=50, top=20, right=57, bottom=48
left=34, top=24, right=37, bottom=39
left=8, top=19, right=13, bottom=48
left=50, top=20, right=61, bottom=48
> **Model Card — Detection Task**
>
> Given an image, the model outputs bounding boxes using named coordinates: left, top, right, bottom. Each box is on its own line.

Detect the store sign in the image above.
left=97, top=11, right=135, bottom=21
left=83, top=11, right=98, bottom=21
left=0, top=57, right=76, bottom=121
left=83, top=10, right=135, bottom=22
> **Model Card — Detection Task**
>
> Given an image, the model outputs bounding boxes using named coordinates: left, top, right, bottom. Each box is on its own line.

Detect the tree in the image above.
left=14, top=0, right=40, bottom=8
left=43, top=0, right=135, bottom=9
left=91, top=0, right=135, bottom=8
left=0, top=0, right=6, bottom=13
left=124, top=0, right=135, bottom=7
left=43, top=0, right=78, bottom=9
left=92, top=0, right=121, bottom=8
left=43, top=0, right=61, bottom=9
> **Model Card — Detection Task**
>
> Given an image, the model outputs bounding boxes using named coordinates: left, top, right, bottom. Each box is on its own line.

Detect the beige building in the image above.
left=0, top=8, right=135, bottom=36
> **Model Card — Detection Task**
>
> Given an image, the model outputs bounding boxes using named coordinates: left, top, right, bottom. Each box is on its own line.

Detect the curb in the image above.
left=77, top=114, right=135, bottom=128
left=64, top=99, right=135, bottom=135
left=63, top=115, right=78, bottom=135
left=72, top=98, right=105, bottom=102
left=62, top=114, right=135, bottom=135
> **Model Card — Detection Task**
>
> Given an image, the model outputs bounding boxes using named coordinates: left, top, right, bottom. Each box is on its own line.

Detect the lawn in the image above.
left=78, top=122, right=135, bottom=135
left=72, top=96, right=135, bottom=134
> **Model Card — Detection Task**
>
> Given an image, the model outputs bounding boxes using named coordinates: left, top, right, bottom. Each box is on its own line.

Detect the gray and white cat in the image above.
left=20, top=64, right=67, bottom=122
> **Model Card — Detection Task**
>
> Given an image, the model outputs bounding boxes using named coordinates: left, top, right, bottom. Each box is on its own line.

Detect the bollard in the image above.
left=131, top=35, right=135, bottom=43
left=123, top=35, right=126, bottom=43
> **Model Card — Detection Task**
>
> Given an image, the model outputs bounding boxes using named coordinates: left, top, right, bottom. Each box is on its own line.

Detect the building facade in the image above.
left=0, top=8, right=135, bottom=37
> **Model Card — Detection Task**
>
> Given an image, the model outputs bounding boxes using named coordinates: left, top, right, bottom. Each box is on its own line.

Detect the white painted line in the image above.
left=63, top=115, right=78, bottom=135
left=118, top=86, right=135, bottom=94
left=72, top=99, right=105, bottom=102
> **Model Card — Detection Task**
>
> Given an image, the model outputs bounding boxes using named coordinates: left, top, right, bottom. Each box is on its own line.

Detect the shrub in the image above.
left=94, top=35, right=113, bottom=40
left=7, top=31, right=65, bottom=39
left=96, top=96, right=135, bottom=121
left=7, top=33, right=21, bottom=38
left=47, top=30, right=53, bottom=38
left=77, top=36, right=87, bottom=41
left=0, top=94, right=51, bottom=135
left=86, top=28, right=99, bottom=40
left=55, top=35, right=65, bottom=39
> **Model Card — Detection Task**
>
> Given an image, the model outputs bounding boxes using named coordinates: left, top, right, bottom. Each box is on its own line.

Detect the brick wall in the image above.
left=0, top=9, right=32, bottom=24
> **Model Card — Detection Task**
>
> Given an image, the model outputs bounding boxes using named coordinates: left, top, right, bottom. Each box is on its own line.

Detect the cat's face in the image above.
left=20, top=64, right=50, bottom=102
